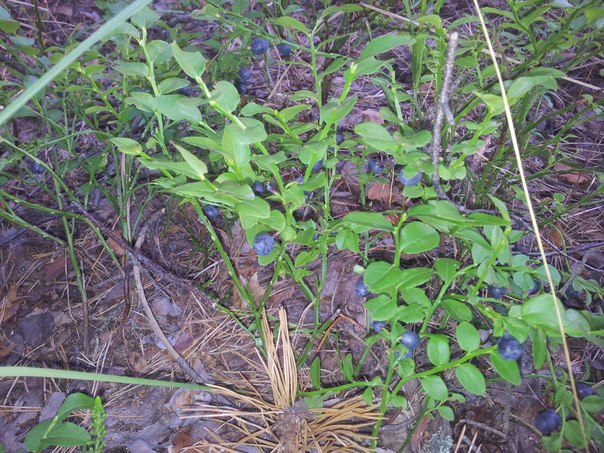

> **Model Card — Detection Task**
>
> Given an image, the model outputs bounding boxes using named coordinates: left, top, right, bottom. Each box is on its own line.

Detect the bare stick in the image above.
left=70, top=201, right=215, bottom=309
left=430, top=32, right=459, bottom=204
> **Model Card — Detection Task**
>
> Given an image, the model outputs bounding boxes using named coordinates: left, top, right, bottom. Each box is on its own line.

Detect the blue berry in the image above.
left=251, top=181, right=265, bottom=196
left=253, top=233, right=275, bottom=256
left=394, top=350, right=413, bottom=360
left=400, top=331, right=421, bottom=350
left=367, top=158, right=383, bottom=175
left=265, top=181, right=274, bottom=192
left=312, top=160, right=324, bottom=172
left=527, top=278, right=541, bottom=296
left=238, top=67, right=251, bottom=82
left=534, top=409, right=562, bottom=435
left=371, top=321, right=385, bottom=333
left=399, top=168, right=422, bottom=186
left=277, top=43, right=292, bottom=57
left=575, top=383, right=593, bottom=399
left=497, top=334, right=522, bottom=360
left=251, top=38, right=269, bottom=55
left=202, top=205, right=219, bottom=219
left=235, top=79, right=247, bottom=95
left=488, top=285, right=509, bottom=299
left=354, top=280, right=370, bottom=298
left=177, top=85, right=193, bottom=96
left=336, top=130, right=344, bottom=145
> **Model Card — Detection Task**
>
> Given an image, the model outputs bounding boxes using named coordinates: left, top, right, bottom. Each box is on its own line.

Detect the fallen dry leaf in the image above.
left=0, top=283, right=21, bottom=324
left=43, top=255, right=67, bottom=280
left=367, top=182, right=402, bottom=205
left=553, top=162, right=592, bottom=185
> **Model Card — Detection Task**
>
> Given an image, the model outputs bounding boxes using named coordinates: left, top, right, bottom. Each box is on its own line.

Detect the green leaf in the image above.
left=521, top=294, right=567, bottom=332
left=25, top=421, right=91, bottom=452
left=157, top=77, right=189, bottom=94
left=420, top=375, right=448, bottom=401
left=171, top=41, right=206, bottom=79
left=235, top=197, right=271, bottom=229
left=310, top=357, right=321, bottom=388
left=173, top=143, right=207, bottom=180
left=111, top=137, right=142, bottom=156
left=434, top=258, right=460, bottom=282
left=507, top=75, right=556, bottom=100
left=358, top=34, right=415, bottom=61
left=473, top=91, right=505, bottom=115
left=320, top=96, right=357, bottom=125
left=0, top=19, right=20, bottom=33
left=438, top=405, right=455, bottom=421
left=131, top=6, right=160, bottom=28
left=364, top=262, right=403, bottom=293
left=362, top=387, right=374, bottom=406
left=398, top=268, right=433, bottom=288
left=490, top=352, right=521, bottom=385
left=56, top=392, right=95, bottom=420
left=270, top=16, right=309, bottom=35
left=456, top=322, right=480, bottom=352
left=365, top=295, right=397, bottom=321
left=399, top=222, right=440, bottom=254
left=115, top=61, right=149, bottom=77
left=455, top=364, right=486, bottom=395
left=341, top=212, right=394, bottom=233
left=354, top=122, right=395, bottom=150
left=581, top=395, right=604, bottom=413
left=564, top=420, right=586, bottom=449
left=427, top=335, right=450, bottom=366
left=240, top=102, right=273, bottom=116
left=210, top=81, right=240, bottom=113
left=155, top=95, right=202, bottom=123
left=342, top=353, right=353, bottom=382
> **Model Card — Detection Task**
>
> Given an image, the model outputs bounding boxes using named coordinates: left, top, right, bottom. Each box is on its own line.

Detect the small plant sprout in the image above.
left=534, top=409, right=562, bottom=435
left=253, top=233, right=275, bottom=256
left=497, top=333, right=522, bottom=360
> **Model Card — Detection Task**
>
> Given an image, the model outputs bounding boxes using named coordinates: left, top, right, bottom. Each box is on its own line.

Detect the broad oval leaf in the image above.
left=420, top=375, right=448, bottom=401
left=171, top=41, right=206, bottom=79
left=341, top=212, right=394, bottom=233
left=455, top=364, right=486, bottom=395
left=427, top=335, right=450, bottom=366
left=399, top=222, right=440, bottom=254
left=490, top=351, right=521, bottom=385
left=359, top=33, right=415, bottom=61
left=365, top=295, right=397, bottom=321
left=364, top=262, right=403, bottom=293
left=456, top=321, right=480, bottom=352
left=210, top=81, right=240, bottom=113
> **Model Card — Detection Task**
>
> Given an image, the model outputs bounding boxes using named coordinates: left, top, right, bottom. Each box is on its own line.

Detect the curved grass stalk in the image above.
left=472, top=1, right=588, bottom=449
left=0, top=366, right=208, bottom=390
left=0, top=0, right=152, bottom=127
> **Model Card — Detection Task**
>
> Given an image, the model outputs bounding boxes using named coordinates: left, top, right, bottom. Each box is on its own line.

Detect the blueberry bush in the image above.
left=0, top=0, right=603, bottom=451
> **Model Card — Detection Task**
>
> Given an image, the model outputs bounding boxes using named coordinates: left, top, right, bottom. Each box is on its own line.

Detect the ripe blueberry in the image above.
left=497, top=334, right=522, bottom=360
left=253, top=233, right=275, bottom=256
left=312, top=160, right=324, bottom=171
left=251, top=38, right=269, bottom=55
left=575, top=383, right=593, bottom=399
left=400, top=331, right=421, bottom=350
left=252, top=181, right=265, bottom=196
left=202, top=205, right=219, bottom=219
left=367, top=158, right=383, bottom=175
left=277, top=43, right=292, bottom=57
left=395, top=350, right=413, bottom=360
left=488, top=285, right=509, bottom=299
left=336, top=130, right=344, bottom=145
left=355, top=280, right=370, bottom=298
left=534, top=409, right=562, bottom=435
left=235, top=79, right=247, bottom=95
left=177, top=85, right=193, bottom=96
left=238, top=67, right=251, bottom=82
left=527, top=278, right=541, bottom=296
left=399, top=168, right=422, bottom=186
left=371, top=321, right=385, bottom=333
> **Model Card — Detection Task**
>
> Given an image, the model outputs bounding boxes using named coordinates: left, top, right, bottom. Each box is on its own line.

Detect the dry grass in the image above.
left=180, top=307, right=381, bottom=452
